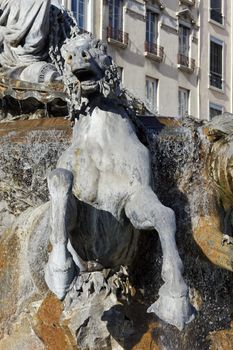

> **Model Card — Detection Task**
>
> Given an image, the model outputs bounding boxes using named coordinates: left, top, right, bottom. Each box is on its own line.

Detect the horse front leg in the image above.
left=44, top=168, right=76, bottom=299
left=125, top=186, right=195, bottom=330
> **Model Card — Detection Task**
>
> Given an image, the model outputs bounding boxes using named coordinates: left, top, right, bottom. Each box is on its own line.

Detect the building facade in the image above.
left=61, top=0, right=233, bottom=120
left=199, top=0, right=232, bottom=119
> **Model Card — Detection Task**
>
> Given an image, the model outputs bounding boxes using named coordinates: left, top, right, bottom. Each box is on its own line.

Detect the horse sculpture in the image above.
left=43, top=34, right=195, bottom=330
left=0, top=1, right=195, bottom=334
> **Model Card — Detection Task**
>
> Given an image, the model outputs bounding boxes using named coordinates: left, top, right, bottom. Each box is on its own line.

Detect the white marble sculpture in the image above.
left=44, top=34, right=195, bottom=330
left=0, top=0, right=62, bottom=83
left=0, top=1, right=195, bottom=330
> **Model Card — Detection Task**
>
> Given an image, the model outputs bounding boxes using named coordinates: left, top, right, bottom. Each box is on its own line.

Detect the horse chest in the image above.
left=58, top=107, right=150, bottom=217
left=75, top=108, right=150, bottom=182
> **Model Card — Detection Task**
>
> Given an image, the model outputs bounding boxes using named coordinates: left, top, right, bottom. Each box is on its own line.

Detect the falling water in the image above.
left=136, top=117, right=233, bottom=350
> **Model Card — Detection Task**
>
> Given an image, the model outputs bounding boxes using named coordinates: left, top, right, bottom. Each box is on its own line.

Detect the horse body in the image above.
left=44, top=102, right=195, bottom=330
left=58, top=106, right=150, bottom=219
left=51, top=105, right=148, bottom=271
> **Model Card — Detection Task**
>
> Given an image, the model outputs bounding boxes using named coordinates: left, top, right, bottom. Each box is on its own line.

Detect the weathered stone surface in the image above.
left=193, top=215, right=233, bottom=271
left=34, top=293, right=76, bottom=350
left=208, top=322, right=233, bottom=350
left=0, top=319, right=44, bottom=350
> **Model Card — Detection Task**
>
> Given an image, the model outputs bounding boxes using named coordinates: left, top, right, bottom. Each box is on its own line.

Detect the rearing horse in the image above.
left=44, top=34, right=195, bottom=330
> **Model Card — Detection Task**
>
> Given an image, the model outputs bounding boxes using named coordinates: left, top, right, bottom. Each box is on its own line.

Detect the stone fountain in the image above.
left=0, top=1, right=232, bottom=350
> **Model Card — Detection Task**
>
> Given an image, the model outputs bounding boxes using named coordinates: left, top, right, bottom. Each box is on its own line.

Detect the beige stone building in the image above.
left=61, top=0, right=232, bottom=120
left=199, top=0, right=232, bottom=119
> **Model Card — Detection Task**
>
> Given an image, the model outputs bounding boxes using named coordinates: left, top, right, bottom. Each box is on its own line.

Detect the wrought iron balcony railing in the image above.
left=177, top=53, right=195, bottom=71
left=107, top=26, right=129, bottom=47
left=144, top=41, right=164, bottom=61
left=210, top=72, right=223, bottom=90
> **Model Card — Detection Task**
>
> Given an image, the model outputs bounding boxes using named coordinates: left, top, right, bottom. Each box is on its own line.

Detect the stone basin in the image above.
left=0, top=77, right=68, bottom=119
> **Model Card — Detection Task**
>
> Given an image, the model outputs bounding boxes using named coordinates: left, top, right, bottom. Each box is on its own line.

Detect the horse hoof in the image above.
left=44, top=244, right=76, bottom=300
left=147, top=294, right=196, bottom=331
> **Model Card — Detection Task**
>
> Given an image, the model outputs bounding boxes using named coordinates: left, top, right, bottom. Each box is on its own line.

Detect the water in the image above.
left=142, top=117, right=233, bottom=350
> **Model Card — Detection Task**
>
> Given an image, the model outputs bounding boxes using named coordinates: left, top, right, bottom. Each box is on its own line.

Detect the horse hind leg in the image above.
left=125, top=186, right=195, bottom=330
left=44, top=168, right=76, bottom=299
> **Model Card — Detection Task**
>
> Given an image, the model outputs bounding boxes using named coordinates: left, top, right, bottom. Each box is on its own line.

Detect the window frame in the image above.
left=178, top=24, right=191, bottom=58
left=209, top=35, right=224, bottom=92
left=209, top=0, right=224, bottom=27
left=71, top=0, right=93, bottom=33
left=146, top=9, right=159, bottom=45
left=71, top=0, right=87, bottom=29
left=108, top=0, right=123, bottom=30
left=209, top=102, right=223, bottom=119
left=178, top=87, right=190, bottom=118
left=145, top=76, right=159, bottom=114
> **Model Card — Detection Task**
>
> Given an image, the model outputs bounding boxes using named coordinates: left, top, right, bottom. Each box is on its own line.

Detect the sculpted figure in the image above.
left=0, top=0, right=51, bottom=64
left=0, top=7, right=195, bottom=338
left=0, top=0, right=63, bottom=83
left=43, top=34, right=195, bottom=330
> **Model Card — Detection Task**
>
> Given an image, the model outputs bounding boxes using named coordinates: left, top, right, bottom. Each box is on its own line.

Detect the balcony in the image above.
left=177, top=53, right=195, bottom=73
left=144, top=41, right=164, bottom=62
left=107, top=26, right=129, bottom=49
left=210, top=72, right=223, bottom=90
left=179, top=0, right=195, bottom=6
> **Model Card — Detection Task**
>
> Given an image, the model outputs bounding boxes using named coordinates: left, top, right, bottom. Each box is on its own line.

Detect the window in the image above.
left=178, top=88, right=189, bottom=117
left=179, top=25, right=190, bottom=57
left=145, top=9, right=163, bottom=59
left=177, top=24, right=195, bottom=70
left=209, top=103, right=223, bottom=119
left=146, top=77, right=158, bottom=112
left=109, top=0, right=123, bottom=30
left=146, top=10, right=158, bottom=44
left=107, top=0, right=126, bottom=43
left=210, top=39, right=223, bottom=89
left=72, top=0, right=87, bottom=29
left=210, top=0, right=223, bottom=24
